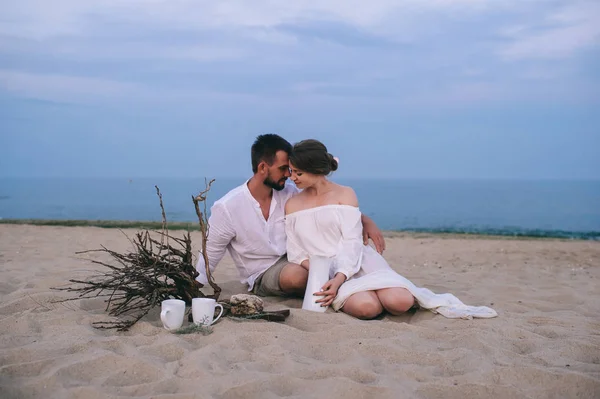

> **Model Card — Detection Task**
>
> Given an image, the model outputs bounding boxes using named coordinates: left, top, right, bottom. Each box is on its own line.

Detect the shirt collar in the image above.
left=243, top=178, right=279, bottom=209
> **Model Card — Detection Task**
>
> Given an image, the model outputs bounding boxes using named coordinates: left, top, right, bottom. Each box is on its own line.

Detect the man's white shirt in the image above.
left=195, top=180, right=299, bottom=290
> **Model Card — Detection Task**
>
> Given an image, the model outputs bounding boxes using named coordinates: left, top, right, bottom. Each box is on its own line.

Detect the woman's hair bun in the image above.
left=328, top=153, right=338, bottom=172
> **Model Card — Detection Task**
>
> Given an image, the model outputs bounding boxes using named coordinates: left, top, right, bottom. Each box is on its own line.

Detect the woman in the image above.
left=284, top=139, right=497, bottom=320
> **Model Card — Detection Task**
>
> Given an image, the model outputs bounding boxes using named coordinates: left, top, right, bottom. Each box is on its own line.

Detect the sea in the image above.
left=1, top=177, right=599, bottom=240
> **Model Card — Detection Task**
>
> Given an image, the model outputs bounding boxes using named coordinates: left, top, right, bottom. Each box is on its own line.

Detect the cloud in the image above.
left=0, top=1, right=598, bottom=180
left=0, top=0, right=598, bottom=108
left=0, top=69, right=142, bottom=104
left=0, top=1, right=507, bottom=40
left=0, top=68, right=280, bottom=107
left=499, top=1, right=600, bottom=60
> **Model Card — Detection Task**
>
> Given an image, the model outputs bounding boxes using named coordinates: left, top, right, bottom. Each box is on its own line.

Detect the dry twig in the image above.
left=51, top=181, right=221, bottom=331
left=193, top=178, right=221, bottom=299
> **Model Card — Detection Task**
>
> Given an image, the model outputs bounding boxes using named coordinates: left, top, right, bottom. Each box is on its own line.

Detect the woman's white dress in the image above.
left=285, top=205, right=497, bottom=319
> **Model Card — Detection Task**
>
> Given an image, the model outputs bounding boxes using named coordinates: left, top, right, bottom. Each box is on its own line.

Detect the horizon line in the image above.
left=1, top=176, right=599, bottom=182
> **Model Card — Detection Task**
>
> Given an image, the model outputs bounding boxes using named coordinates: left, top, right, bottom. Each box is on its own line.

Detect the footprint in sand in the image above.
left=140, top=343, right=186, bottom=363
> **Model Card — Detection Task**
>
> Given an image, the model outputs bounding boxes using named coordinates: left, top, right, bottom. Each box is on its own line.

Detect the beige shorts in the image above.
left=252, top=256, right=290, bottom=297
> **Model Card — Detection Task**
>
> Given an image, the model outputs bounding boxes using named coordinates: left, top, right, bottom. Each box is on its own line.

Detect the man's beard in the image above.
left=263, top=175, right=286, bottom=191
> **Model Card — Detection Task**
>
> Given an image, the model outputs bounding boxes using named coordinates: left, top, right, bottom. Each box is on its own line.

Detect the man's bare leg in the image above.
left=279, top=263, right=308, bottom=296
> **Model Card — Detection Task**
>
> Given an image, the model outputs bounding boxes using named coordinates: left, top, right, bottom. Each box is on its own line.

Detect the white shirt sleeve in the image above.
left=332, top=208, right=364, bottom=280
left=195, top=202, right=236, bottom=285
left=285, top=219, right=309, bottom=265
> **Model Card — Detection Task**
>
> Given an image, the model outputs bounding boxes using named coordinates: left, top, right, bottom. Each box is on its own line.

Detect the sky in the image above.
left=1, top=0, right=599, bottom=180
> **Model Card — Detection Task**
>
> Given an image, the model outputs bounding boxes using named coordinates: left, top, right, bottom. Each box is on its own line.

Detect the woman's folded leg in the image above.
left=341, top=291, right=383, bottom=320
left=375, top=287, right=415, bottom=315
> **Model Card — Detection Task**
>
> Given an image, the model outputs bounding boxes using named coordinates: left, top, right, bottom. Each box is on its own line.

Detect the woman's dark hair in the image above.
left=289, top=139, right=338, bottom=175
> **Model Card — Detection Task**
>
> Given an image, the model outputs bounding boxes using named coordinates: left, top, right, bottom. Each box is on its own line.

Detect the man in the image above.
left=195, top=134, right=386, bottom=297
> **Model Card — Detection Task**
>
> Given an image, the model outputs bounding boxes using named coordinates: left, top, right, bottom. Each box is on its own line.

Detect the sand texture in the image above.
left=1, top=224, right=599, bottom=398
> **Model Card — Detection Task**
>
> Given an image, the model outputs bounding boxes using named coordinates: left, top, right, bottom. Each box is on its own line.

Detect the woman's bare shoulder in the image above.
left=332, top=184, right=359, bottom=207
left=284, top=192, right=306, bottom=215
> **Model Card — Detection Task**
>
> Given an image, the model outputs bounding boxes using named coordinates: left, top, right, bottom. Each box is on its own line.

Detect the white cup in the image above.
left=192, top=298, right=224, bottom=326
left=160, top=299, right=186, bottom=331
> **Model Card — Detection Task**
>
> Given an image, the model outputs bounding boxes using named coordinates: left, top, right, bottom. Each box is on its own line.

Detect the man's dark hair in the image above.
left=251, top=134, right=293, bottom=173
left=289, top=139, right=338, bottom=175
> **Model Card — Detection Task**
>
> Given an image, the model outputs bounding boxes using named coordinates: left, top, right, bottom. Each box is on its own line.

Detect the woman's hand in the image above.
left=314, top=273, right=346, bottom=307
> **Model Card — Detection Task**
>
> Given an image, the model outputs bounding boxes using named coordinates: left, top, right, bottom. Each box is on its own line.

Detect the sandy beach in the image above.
left=1, top=224, right=599, bottom=399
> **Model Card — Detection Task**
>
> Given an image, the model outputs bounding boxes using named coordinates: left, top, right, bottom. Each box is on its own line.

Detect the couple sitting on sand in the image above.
left=196, top=134, right=497, bottom=320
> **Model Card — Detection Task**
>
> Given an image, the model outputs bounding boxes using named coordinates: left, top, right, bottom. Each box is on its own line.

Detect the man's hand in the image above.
left=314, top=273, right=345, bottom=307
left=361, top=215, right=386, bottom=254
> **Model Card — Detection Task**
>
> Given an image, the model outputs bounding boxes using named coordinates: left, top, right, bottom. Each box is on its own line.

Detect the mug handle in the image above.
left=160, top=309, right=170, bottom=329
left=211, top=304, right=224, bottom=325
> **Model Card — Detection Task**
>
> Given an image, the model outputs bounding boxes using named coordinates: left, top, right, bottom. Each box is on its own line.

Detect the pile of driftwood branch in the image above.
left=52, top=180, right=221, bottom=331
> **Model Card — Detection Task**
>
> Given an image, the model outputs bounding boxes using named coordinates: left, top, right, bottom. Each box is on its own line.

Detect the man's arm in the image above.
left=195, top=203, right=236, bottom=285
left=360, top=214, right=385, bottom=254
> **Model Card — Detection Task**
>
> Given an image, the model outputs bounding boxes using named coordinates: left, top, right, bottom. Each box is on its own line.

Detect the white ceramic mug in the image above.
left=160, top=299, right=186, bottom=331
left=192, top=298, right=224, bottom=326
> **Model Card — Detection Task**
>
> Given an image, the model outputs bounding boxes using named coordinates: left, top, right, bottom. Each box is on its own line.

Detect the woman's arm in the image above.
left=361, top=214, right=386, bottom=254
left=315, top=187, right=364, bottom=307
left=331, top=187, right=363, bottom=281
left=284, top=196, right=309, bottom=267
